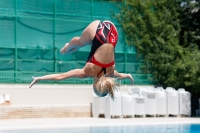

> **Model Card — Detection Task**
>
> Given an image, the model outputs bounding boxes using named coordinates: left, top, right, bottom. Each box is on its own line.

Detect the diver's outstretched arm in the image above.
left=29, top=69, right=86, bottom=88
left=113, top=70, right=134, bottom=85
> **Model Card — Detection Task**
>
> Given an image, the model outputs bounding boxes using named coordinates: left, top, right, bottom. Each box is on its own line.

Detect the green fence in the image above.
left=0, top=0, right=153, bottom=85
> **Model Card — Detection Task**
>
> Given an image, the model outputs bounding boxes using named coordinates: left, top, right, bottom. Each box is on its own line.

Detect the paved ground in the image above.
left=0, top=117, right=200, bottom=130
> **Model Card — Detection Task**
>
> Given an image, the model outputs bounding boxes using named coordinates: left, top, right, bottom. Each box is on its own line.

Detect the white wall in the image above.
left=0, top=84, right=154, bottom=106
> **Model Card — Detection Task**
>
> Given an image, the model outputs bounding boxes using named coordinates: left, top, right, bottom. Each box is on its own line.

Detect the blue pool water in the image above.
left=1, top=124, right=200, bottom=133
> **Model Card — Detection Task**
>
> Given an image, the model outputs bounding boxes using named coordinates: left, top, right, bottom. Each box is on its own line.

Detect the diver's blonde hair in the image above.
left=95, top=76, right=120, bottom=99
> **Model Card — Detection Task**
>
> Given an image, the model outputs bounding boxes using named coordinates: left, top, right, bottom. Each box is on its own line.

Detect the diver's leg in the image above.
left=60, top=20, right=100, bottom=54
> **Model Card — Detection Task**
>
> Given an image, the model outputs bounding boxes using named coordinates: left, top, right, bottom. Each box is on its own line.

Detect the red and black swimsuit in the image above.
left=87, top=21, right=118, bottom=76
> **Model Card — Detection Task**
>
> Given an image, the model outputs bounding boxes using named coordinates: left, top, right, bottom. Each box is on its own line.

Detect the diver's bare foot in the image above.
left=60, top=43, right=69, bottom=55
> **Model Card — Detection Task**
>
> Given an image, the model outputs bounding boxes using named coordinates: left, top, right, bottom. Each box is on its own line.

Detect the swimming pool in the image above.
left=1, top=123, right=200, bottom=133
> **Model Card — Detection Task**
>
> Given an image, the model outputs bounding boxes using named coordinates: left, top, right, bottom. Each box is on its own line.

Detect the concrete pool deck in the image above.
left=0, top=117, right=200, bottom=130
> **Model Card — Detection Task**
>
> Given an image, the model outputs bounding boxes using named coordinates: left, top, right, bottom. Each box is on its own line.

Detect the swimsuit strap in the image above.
left=97, top=68, right=107, bottom=77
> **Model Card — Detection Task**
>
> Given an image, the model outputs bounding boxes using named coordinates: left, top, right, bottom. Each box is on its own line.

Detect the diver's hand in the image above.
left=29, top=76, right=41, bottom=88
left=128, top=74, right=134, bottom=85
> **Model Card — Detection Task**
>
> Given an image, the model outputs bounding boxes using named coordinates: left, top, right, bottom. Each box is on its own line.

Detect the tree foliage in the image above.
left=115, top=0, right=200, bottom=92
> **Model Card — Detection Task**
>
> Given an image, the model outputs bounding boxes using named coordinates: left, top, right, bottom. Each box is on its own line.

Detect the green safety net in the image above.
left=0, top=0, right=153, bottom=85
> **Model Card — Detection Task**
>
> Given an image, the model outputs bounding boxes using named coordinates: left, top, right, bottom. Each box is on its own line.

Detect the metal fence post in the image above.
left=54, top=0, right=57, bottom=74
left=14, top=0, right=17, bottom=83
left=91, top=0, right=93, bottom=21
